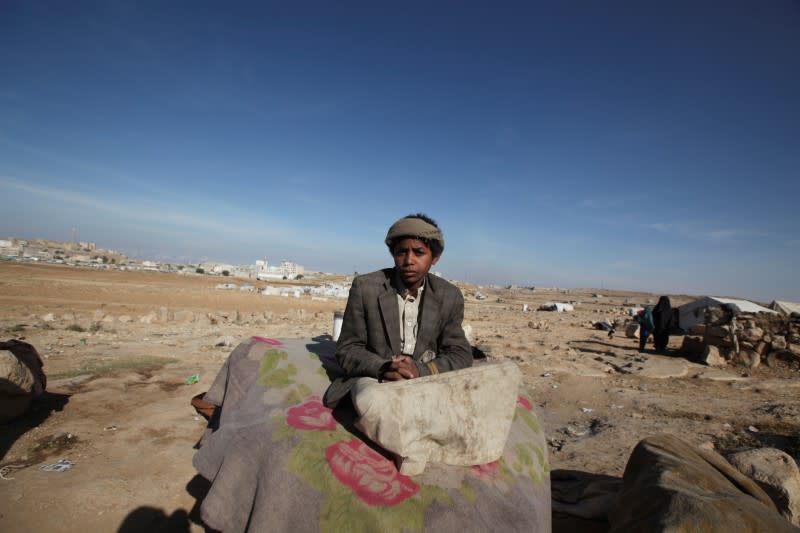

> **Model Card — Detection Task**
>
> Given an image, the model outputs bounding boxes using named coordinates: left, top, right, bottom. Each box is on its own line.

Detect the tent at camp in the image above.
left=768, top=300, right=800, bottom=316
left=676, top=296, right=776, bottom=331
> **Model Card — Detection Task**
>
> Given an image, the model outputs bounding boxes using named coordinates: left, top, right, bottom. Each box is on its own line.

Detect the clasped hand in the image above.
left=380, top=355, right=420, bottom=381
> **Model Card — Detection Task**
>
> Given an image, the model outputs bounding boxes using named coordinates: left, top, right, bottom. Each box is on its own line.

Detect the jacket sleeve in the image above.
left=416, top=287, right=472, bottom=377
left=335, top=277, right=387, bottom=378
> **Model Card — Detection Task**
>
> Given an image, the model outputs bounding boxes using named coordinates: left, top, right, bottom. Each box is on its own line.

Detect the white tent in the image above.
left=768, top=300, right=800, bottom=316
left=539, top=302, right=574, bottom=312
left=677, top=296, right=776, bottom=331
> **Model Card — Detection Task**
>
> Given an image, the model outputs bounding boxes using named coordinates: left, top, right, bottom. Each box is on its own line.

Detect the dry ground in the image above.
left=0, top=262, right=798, bottom=532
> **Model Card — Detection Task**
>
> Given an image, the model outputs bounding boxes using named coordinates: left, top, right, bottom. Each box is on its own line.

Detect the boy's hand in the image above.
left=381, top=355, right=420, bottom=381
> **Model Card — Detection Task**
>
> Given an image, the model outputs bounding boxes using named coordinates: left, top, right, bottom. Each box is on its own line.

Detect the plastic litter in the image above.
left=0, top=464, right=28, bottom=480
left=187, top=373, right=200, bottom=385
left=580, top=407, right=593, bottom=413
left=39, top=459, right=75, bottom=472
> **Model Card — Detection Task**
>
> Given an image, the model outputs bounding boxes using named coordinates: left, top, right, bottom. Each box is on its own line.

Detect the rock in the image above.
left=772, top=337, right=788, bottom=351
left=159, top=306, right=169, bottom=322
left=739, top=350, right=760, bottom=369
left=727, top=448, right=800, bottom=527
left=0, top=349, right=35, bottom=422
left=139, top=311, right=158, bottom=324
left=703, top=345, right=726, bottom=367
left=41, top=313, right=56, bottom=322
left=173, top=310, right=195, bottom=323
left=789, top=344, right=800, bottom=356
left=61, top=313, right=75, bottom=321
left=0, top=350, right=34, bottom=394
left=609, top=434, right=796, bottom=532
left=766, top=350, right=799, bottom=368
left=92, top=310, right=106, bottom=321
left=215, top=336, right=236, bottom=348
left=742, top=327, right=765, bottom=342
left=101, top=315, right=115, bottom=323
left=118, top=315, right=132, bottom=323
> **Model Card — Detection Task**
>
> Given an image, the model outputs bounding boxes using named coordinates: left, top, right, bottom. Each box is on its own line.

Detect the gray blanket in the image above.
left=193, top=337, right=551, bottom=532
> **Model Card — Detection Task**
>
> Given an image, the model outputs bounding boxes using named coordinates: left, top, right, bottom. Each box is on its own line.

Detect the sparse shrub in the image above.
left=89, top=322, right=102, bottom=332
left=196, top=267, right=205, bottom=274
left=66, top=324, right=86, bottom=332
left=222, top=270, right=230, bottom=276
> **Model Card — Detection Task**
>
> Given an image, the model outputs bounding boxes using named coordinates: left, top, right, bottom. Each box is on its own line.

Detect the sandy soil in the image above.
left=0, top=262, right=798, bottom=532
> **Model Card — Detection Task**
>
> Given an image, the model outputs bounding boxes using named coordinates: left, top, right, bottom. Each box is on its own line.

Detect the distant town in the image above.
left=0, top=236, right=310, bottom=281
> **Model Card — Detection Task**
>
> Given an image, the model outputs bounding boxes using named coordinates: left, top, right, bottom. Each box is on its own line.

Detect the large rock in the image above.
left=739, top=350, right=761, bottom=369
left=0, top=349, right=34, bottom=394
left=0, top=340, right=46, bottom=423
left=772, top=337, right=788, bottom=351
left=742, top=327, right=765, bottom=342
left=608, top=434, right=796, bottom=532
left=702, top=345, right=726, bottom=367
left=727, top=448, right=800, bottom=527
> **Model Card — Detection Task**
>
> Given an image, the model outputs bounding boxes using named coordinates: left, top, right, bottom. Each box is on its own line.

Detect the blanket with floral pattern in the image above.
left=193, top=336, right=550, bottom=532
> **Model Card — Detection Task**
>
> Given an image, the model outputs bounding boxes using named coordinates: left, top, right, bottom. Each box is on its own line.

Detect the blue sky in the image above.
left=1, top=2, right=798, bottom=302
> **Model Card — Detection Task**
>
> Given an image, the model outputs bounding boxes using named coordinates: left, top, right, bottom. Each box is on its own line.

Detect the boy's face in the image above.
left=392, top=238, right=439, bottom=292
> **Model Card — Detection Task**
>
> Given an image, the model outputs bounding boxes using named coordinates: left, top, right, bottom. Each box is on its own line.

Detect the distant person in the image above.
left=652, top=296, right=673, bottom=353
left=635, top=306, right=655, bottom=353
left=323, top=213, right=472, bottom=408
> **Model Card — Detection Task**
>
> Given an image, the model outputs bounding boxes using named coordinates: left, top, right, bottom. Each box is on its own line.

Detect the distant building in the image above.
left=280, top=261, right=304, bottom=279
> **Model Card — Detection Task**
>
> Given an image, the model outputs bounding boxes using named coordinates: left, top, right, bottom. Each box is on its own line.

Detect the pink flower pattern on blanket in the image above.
left=251, top=336, right=283, bottom=345
left=517, top=395, right=533, bottom=411
left=286, top=396, right=336, bottom=431
left=326, top=439, right=419, bottom=506
left=470, top=460, right=500, bottom=479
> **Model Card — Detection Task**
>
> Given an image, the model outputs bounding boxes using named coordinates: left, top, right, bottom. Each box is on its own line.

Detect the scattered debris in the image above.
left=566, top=426, right=588, bottom=437
left=187, top=373, right=200, bottom=385
left=39, top=459, right=75, bottom=472
left=0, top=464, right=28, bottom=480
left=580, top=407, right=594, bottom=414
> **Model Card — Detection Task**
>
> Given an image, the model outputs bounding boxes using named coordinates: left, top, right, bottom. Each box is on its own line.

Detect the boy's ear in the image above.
left=431, top=255, right=440, bottom=265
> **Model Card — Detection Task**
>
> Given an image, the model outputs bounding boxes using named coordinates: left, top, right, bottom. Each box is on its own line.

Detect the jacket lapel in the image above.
left=378, top=275, right=401, bottom=355
left=415, top=275, right=442, bottom=358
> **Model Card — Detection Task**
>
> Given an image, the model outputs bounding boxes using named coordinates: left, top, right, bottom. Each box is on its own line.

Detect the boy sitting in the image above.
left=323, top=213, right=473, bottom=408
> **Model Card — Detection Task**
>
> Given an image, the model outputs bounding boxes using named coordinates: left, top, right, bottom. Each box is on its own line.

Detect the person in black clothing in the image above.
left=652, top=296, right=673, bottom=352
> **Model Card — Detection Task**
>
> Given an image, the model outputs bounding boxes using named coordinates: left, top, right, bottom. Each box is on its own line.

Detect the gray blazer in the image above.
left=322, top=268, right=472, bottom=407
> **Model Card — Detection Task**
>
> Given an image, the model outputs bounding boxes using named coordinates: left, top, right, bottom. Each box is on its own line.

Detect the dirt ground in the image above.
left=1, top=262, right=798, bottom=532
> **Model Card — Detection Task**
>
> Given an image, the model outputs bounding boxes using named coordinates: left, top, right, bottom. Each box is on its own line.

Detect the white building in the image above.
left=280, top=261, right=305, bottom=279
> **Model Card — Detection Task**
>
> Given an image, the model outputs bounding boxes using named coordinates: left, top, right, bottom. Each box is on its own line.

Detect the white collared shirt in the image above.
left=397, top=282, right=424, bottom=356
